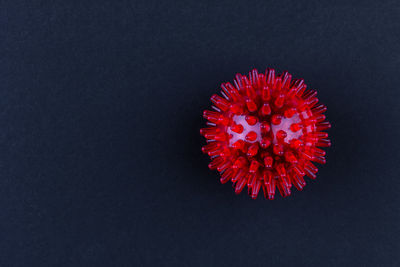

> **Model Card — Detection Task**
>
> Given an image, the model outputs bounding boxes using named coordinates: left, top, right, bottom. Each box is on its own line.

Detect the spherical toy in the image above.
left=200, top=68, right=331, bottom=199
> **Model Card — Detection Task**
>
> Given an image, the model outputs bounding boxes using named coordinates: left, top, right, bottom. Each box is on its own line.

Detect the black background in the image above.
left=1, top=0, right=399, bottom=266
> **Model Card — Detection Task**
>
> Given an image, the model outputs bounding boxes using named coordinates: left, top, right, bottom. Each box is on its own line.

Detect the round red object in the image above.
left=200, top=68, right=331, bottom=199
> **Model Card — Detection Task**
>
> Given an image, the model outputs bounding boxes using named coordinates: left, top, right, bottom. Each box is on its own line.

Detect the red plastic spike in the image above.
left=201, top=68, right=331, bottom=200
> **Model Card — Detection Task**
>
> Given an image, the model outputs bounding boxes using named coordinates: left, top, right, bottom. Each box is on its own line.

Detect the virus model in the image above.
left=200, top=68, right=331, bottom=199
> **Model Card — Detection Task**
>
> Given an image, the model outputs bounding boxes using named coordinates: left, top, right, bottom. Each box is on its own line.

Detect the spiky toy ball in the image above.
left=200, top=68, right=331, bottom=199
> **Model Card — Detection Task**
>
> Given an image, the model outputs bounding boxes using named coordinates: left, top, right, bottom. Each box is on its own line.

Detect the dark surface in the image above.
left=1, top=0, right=399, bottom=266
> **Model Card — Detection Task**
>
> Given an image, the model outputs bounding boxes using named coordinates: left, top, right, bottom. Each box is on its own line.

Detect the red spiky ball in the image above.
left=200, top=68, right=331, bottom=199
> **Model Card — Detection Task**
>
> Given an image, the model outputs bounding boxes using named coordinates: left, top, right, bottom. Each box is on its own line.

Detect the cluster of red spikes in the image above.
left=200, top=68, right=331, bottom=199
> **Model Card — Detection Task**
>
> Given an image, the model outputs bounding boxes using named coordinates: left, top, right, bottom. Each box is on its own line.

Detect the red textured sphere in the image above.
left=200, top=68, right=331, bottom=199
